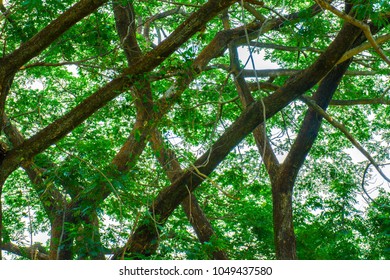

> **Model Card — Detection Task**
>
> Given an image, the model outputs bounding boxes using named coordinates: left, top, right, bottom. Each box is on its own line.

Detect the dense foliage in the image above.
left=0, top=0, right=389, bottom=260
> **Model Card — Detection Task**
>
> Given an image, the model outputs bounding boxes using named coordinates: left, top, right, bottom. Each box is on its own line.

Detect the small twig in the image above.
left=20, top=50, right=116, bottom=70
left=300, top=95, right=390, bottom=183
left=152, top=0, right=201, bottom=8
left=361, top=162, right=390, bottom=208
left=338, top=33, right=390, bottom=64
left=249, top=41, right=323, bottom=53
left=143, top=6, right=187, bottom=45
left=190, top=162, right=239, bottom=200
left=188, top=96, right=239, bottom=110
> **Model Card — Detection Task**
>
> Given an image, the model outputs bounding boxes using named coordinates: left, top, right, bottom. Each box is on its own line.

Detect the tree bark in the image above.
left=1, top=242, right=49, bottom=260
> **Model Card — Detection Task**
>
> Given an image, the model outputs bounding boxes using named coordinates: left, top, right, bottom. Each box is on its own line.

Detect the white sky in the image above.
left=239, top=47, right=279, bottom=70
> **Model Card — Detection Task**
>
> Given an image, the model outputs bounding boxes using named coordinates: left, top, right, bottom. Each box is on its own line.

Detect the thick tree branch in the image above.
left=1, top=242, right=49, bottom=260
left=109, top=3, right=228, bottom=260
left=280, top=60, right=352, bottom=185
left=1, top=114, right=65, bottom=220
left=0, top=0, right=109, bottom=147
left=224, top=9, right=280, bottom=179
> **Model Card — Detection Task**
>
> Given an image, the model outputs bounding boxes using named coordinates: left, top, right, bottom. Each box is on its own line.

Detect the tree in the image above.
left=0, top=0, right=389, bottom=260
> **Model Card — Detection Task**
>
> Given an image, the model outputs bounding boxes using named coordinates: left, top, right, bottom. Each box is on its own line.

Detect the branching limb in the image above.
left=1, top=114, right=65, bottom=220
left=241, top=68, right=389, bottom=78
left=338, top=33, right=390, bottom=64
left=224, top=7, right=280, bottom=177
left=316, top=0, right=390, bottom=66
left=227, top=42, right=280, bottom=177
left=125, top=21, right=363, bottom=257
left=0, top=0, right=239, bottom=189
left=300, top=95, right=390, bottom=183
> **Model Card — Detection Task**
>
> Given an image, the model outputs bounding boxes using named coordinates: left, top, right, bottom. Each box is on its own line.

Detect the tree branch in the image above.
left=249, top=42, right=323, bottom=53
left=2, top=0, right=109, bottom=71
left=1, top=114, right=65, bottom=220
left=0, top=0, right=110, bottom=141
left=1, top=242, right=49, bottom=260
left=300, top=95, right=390, bottom=183
left=224, top=8, right=280, bottom=179
left=315, top=0, right=390, bottom=66
left=143, top=7, right=187, bottom=46
left=330, top=98, right=390, bottom=106
left=338, top=33, right=390, bottom=64
left=241, top=68, right=388, bottom=78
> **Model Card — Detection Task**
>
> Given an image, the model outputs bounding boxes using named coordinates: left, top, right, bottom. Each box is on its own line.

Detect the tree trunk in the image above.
left=271, top=60, right=352, bottom=259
